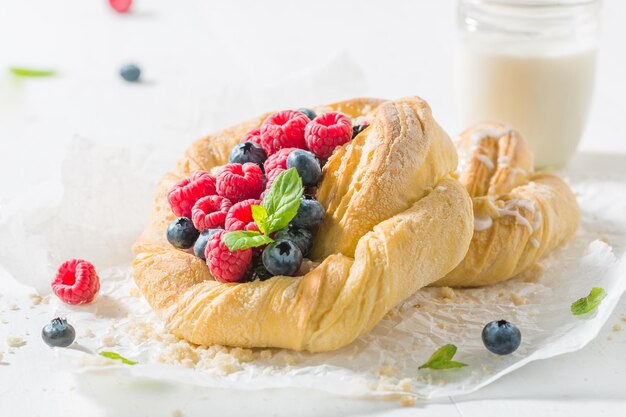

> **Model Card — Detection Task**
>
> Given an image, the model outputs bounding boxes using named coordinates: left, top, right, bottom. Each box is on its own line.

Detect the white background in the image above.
left=1, top=0, right=625, bottom=416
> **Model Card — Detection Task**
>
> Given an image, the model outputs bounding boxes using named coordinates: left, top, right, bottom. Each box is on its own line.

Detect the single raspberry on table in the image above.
left=109, top=0, right=132, bottom=13
left=216, top=163, right=263, bottom=203
left=242, top=128, right=262, bottom=146
left=168, top=171, right=216, bottom=218
left=263, top=147, right=297, bottom=174
left=191, top=195, right=232, bottom=231
left=51, top=259, right=100, bottom=305
left=260, top=110, right=309, bottom=155
left=205, top=231, right=252, bottom=283
left=305, top=112, right=353, bottom=160
left=225, top=199, right=262, bottom=231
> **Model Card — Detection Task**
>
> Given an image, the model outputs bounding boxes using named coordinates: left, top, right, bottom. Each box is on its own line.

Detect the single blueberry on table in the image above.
left=193, top=228, right=222, bottom=260
left=42, top=317, right=76, bottom=348
left=297, top=107, right=317, bottom=121
left=229, top=141, right=267, bottom=167
left=286, top=149, right=322, bottom=186
left=262, top=240, right=303, bottom=276
left=120, top=64, right=141, bottom=82
left=274, top=225, right=313, bottom=257
left=291, top=195, right=325, bottom=230
left=167, top=217, right=199, bottom=249
left=481, top=320, right=522, bottom=355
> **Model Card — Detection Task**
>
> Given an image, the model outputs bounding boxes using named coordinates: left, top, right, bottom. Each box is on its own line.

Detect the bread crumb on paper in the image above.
left=30, top=294, right=43, bottom=306
left=437, top=287, right=455, bottom=301
left=509, top=293, right=530, bottom=306
left=6, top=336, right=26, bottom=348
left=612, top=324, right=622, bottom=332
left=102, top=336, right=118, bottom=347
left=171, top=409, right=183, bottom=417
left=400, top=395, right=417, bottom=406
left=8, top=303, right=19, bottom=311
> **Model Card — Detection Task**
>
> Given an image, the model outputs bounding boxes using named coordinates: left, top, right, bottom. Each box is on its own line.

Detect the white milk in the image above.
left=456, top=46, right=597, bottom=168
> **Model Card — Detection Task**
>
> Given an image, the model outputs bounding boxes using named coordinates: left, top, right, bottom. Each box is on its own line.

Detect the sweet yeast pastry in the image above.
left=132, top=97, right=474, bottom=352
left=432, top=122, right=581, bottom=287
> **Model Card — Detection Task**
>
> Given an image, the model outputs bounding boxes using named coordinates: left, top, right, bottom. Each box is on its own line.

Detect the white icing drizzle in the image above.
left=435, top=185, right=448, bottom=192
left=530, top=237, right=540, bottom=248
left=533, top=210, right=543, bottom=231
left=499, top=199, right=534, bottom=233
left=498, top=155, right=511, bottom=166
left=474, top=214, right=493, bottom=231
left=476, top=154, right=495, bottom=170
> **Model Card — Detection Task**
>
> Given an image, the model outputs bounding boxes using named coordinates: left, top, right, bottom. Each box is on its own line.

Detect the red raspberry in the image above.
left=216, top=163, right=263, bottom=203
left=261, top=167, right=285, bottom=199
left=260, top=110, right=309, bottom=155
left=242, top=128, right=262, bottom=146
left=305, top=112, right=353, bottom=159
left=191, top=195, right=232, bottom=231
left=263, top=147, right=297, bottom=174
left=205, top=231, right=252, bottom=283
left=51, top=259, right=100, bottom=305
left=225, top=199, right=262, bottom=231
left=168, top=171, right=216, bottom=218
left=109, top=0, right=132, bottom=13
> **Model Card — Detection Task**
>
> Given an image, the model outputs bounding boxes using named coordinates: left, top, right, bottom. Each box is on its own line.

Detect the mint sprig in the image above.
left=571, top=287, right=606, bottom=316
left=99, top=351, right=138, bottom=365
left=223, top=168, right=303, bottom=251
left=418, top=344, right=467, bottom=370
left=9, top=67, right=56, bottom=77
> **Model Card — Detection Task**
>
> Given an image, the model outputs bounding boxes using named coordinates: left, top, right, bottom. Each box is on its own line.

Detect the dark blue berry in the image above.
left=297, top=107, right=317, bottom=121
left=251, top=264, right=274, bottom=281
left=262, top=240, right=303, bottom=276
left=193, top=228, right=222, bottom=260
left=120, top=64, right=141, bottom=82
left=286, top=149, right=322, bottom=186
left=274, top=225, right=313, bottom=257
left=352, top=122, right=369, bottom=139
left=229, top=142, right=267, bottom=167
left=291, top=195, right=325, bottom=230
left=167, top=217, right=199, bottom=249
left=482, top=320, right=522, bottom=355
left=42, top=318, right=76, bottom=348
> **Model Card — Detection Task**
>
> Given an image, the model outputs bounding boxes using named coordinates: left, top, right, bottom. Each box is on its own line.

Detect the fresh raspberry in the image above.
left=225, top=199, right=262, bottom=231
left=191, top=195, right=232, bottom=231
left=242, top=128, right=262, bottom=146
left=261, top=167, right=285, bottom=199
left=263, top=147, right=297, bottom=174
left=205, top=231, right=252, bottom=283
left=51, top=259, right=100, bottom=305
left=305, top=112, right=353, bottom=159
left=216, top=163, right=263, bottom=203
left=109, top=0, right=132, bottom=13
left=168, top=171, right=216, bottom=218
left=260, top=110, right=309, bottom=155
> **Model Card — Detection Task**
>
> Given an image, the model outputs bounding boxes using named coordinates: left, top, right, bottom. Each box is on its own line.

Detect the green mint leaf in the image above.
left=418, top=344, right=467, bottom=370
left=223, top=230, right=273, bottom=251
left=571, top=287, right=606, bottom=316
left=9, top=67, right=56, bottom=77
left=99, top=351, right=138, bottom=365
left=251, top=205, right=269, bottom=235
left=261, top=168, right=303, bottom=234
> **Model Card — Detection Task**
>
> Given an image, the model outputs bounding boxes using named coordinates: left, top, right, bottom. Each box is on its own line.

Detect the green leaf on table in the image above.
left=99, top=351, right=138, bottom=365
left=261, top=168, right=303, bottom=234
left=251, top=204, right=269, bottom=235
left=9, top=67, right=56, bottom=77
left=418, top=344, right=467, bottom=370
left=222, top=230, right=273, bottom=251
left=571, top=287, right=606, bottom=316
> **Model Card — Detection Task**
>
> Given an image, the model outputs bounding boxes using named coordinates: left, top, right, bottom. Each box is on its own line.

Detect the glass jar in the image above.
left=455, top=0, right=601, bottom=169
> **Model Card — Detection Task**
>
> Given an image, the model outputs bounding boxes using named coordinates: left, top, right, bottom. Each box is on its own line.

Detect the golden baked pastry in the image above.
left=432, top=122, right=581, bottom=287
left=132, top=97, right=474, bottom=352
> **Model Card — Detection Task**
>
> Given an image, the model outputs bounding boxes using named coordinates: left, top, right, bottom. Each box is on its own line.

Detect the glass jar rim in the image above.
left=461, top=0, right=600, bottom=7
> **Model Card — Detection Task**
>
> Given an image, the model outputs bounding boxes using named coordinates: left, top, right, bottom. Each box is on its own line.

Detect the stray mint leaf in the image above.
left=99, top=351, right=138, bottom=365
left=251, top=205, right=269, bottom=235
left=261, top=168, right=303, bottom=234
left=9, top=67, right=56, bottom=77
left=418, top=344, right=467, bottom=370
left=223, top=230, right=273, bottom=251
left=571, top=287, right=606, bottom=316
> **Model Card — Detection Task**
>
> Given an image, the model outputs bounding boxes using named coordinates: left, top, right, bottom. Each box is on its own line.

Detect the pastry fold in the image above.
left=432, top=122, right=581, bottom=287
left=133, top=97, right=474, bottom=352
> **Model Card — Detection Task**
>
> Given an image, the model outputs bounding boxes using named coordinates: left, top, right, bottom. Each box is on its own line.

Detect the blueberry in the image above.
left=120, top=64, right=141, bottom=82
left=286, top=149, right=322, bottom=186
left=166, top=217, right=199, bottom=249
left=42, top=318, right=76, bottom=348
left=352, top=121, right=369, bottom=138
left=482, top=320, right=522, bottom=355
left=193, top=228, right=222, bottom=260
left=262, top=240, right=303, bottom=276
left=274, top=225, right=313, bottom=257
left=297, top=107, right=317, bottom=121
left=291, top=195, right=325, bottom=230
left=229, top=141, right=267, bottom=167
left=251, top=264, right=274, bottom=281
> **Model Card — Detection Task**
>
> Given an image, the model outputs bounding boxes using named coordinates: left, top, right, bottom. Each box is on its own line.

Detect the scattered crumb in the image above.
left=82, top=328, right=95, bottom=339
left=171, top=410, right=183, bottom=417
left=621, top=317, right=626, bottom=323
left=283, top=353, right=297, bottom=366
left=607, top=335, right=613, bottom=341
left=398, top=378, right=412, bottom=392
left=101, top=336, right=118, bottom=347
left=6, top=337, right=26, bottom=348
left=378, top=366, right=396, bottom=377
left=509, top=293, right=530, bottom=306
left=437, top=287, right=455, bottom=301
left=76, top=355, right=118, bottom=368
left=30, top=294, right=43, bottom=306
left=612, top=324, right=622, bottom=332
left=259, top=350, right=273, bottom=360
left=436, top=323, right=445, bottom=330
left=0, top=352, right=4, bottom=362
left=8, top=303, right=19, bottom=311
left=129, top=286, right=142, bottom=298
left=0, top=319, right=8, bottom=324
left=518, top=262, right=546, bottom=283
left=437, top=379, right=446, bottom=387
left=400, top=395, right=416, bottom=406
left=482, top=365, right=491, bottom=375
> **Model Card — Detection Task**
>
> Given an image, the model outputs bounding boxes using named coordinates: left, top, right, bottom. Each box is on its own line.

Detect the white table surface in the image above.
left=1, top=1, right=626, bottom=416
